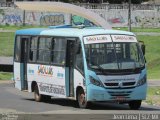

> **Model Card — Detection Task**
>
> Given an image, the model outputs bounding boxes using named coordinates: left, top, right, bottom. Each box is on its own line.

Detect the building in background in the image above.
left=1, top=0, right=6, bottom=2
left=149, top=0, right=160, bottom=4
left=1, top=0, right=160, bottom=4
left=1, top=0, right=12, bottom=2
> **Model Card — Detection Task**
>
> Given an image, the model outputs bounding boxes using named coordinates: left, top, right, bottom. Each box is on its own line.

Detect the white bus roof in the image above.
left=16, top=27, right=135, bottom=37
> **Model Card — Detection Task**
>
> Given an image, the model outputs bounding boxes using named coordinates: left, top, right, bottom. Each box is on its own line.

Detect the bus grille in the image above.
left=105, top=83, right=119, bottom=86
left=123, top=82, right=135, bottom=86
left=104, top=82, right=136, bottom=88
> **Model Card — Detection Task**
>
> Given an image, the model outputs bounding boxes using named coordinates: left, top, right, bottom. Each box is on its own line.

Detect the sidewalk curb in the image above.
left=0, top=80, right=14, bottom=84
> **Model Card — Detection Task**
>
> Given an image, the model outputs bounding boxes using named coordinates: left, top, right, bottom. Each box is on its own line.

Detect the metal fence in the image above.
left=1, top=2, right=160, bottom=10
left=75, top=3, right=160, bottom=10
left=0, top=2, right=14, bottom=7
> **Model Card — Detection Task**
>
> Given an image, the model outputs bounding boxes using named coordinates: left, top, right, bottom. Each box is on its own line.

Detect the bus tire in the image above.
left=128, top=100, right=142, bottom=110
left=77, top=89, right=90, bottom=109
left=34, top=84, right=43, bottom=102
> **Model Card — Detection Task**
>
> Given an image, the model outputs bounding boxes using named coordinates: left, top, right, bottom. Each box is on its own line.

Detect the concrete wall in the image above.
left=0, top=8, right=70, bottom=26
left=92, top=9, right=160, bottom=28
left=0, top=7, right=160, bottom=28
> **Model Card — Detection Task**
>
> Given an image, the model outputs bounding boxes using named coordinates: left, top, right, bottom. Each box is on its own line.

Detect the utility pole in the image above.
left=101, top=0, right=103, bottom=3
left=23, top=10, right=26, bottom=26
left=128, top=0, right=131, bottom=32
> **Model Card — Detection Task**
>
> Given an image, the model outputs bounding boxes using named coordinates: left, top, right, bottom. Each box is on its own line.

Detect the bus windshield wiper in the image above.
left=93, top=63, right=105, bottom=74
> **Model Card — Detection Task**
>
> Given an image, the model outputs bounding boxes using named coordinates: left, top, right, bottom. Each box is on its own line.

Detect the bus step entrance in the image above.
left=22, top=90, right=28, bottom=92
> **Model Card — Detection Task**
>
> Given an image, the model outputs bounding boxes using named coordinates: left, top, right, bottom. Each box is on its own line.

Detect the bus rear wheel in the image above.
left=34, top=84, right=51, bottom=102
left=77, top=89, right=90, bottom=109
left=34, top=84, right=43, bottom=102
left=128, top=100, right=142, bottom=110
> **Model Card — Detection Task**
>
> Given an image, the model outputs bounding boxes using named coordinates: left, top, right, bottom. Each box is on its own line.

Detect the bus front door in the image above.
left=66, top=40, right=76, bottom=97
left=20, top=37, right=29, bottom=90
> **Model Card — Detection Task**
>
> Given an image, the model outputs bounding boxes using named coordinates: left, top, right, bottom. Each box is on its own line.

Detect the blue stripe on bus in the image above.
left=15, top=27, right=135, bottom=37
left=20, top=63, right=24, bottom=90
left=16, top=28, right=47, bottom=35
left=49, top=25, right=72, bottom=29
left=65, top=67, right=69, bottom=97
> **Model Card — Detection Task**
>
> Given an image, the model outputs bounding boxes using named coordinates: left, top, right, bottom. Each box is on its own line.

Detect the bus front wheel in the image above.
left=128, top=100, right=142, bottom=110
left=77, top=89, right=90, bottom=108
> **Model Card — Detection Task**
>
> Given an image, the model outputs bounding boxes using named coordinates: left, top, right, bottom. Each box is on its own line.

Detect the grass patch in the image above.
left=0, top=72, right=13, bottom=80
left=0, top=25, right=160, bottom=32
left=137, top=35, right=160, bottom=79
left=0, top=32, right=14, bottom=56
left=0, top=25, right=47, bottom=30
left=145, top=87, right=160, bottom=106
left=114, top=27, right=160, bottom=32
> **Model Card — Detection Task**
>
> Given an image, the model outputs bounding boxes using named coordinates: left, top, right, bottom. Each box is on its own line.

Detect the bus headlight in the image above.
left=137, top=75, right=147, bottom=86
left=90, top=76, right=103, bottom=87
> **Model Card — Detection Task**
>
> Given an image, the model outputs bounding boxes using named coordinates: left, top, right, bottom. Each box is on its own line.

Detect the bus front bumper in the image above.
left=87, top=83, right=147, bottom=102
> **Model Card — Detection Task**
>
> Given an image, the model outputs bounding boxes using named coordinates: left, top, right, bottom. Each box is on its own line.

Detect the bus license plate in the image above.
left=115, top=96, right=126, bottom=101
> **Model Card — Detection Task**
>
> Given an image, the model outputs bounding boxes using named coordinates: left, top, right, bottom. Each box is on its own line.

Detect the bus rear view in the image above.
left=83, top=34, right=146, bottom=110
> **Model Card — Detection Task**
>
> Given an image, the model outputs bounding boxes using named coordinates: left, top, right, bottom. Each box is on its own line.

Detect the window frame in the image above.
left=36, top=36, right=53, bottom=64
left=14, top=36, right=21, bottom=62
left=15, top=35, right=81, bottom=67
left=28, top=36, right=39, bottom=63
left=14, top=35, right=31, bottom=63
left=74, top=41, right=85, bottom=76
left=26, top=35, right=79, bottom=67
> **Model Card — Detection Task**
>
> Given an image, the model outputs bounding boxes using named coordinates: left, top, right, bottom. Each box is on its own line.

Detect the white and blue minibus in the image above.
left=14, top=25, right=147, bottom=109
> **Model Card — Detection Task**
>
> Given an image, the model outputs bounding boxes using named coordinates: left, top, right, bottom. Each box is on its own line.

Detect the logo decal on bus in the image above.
left=86, top=36, right=108, bottom=42
left=28, top=68, right=34, bottom=75
left=111, top=35, right=137, bottom=42
left=37, top=65, right=53, bottom=76
left=57, top=71, right=64, bottom=79
left=114, top=36, right=134, bottom=41
left=84, top=35, right=112, bottom=44
left=119, top=82, right=123, bottom=88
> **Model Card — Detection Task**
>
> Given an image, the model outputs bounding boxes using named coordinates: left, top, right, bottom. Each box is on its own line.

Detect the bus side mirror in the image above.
left=139, top=41, right=145, bottom=55
left=141, top=44, right=145, bottom=55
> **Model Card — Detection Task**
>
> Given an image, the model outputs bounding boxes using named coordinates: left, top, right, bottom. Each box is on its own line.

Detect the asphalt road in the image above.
left=0, top=82, right=160, bottom=115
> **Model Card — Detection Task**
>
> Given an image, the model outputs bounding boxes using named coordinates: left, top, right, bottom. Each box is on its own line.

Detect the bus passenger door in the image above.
left=14, top=36, right=29, bottom=90
left=20, top=37, right=29, bottom=90
left=66, top=40, right=76, bottom=97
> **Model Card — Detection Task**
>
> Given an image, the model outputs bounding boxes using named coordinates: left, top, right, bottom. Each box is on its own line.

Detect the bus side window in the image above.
left=75, top=44, right=84, bottom=74
left=14, top=36, right=21, bottom=62
left=51, top=38, right=66, bottom=65
left=29, top=37, right=38, bottom=62
left=37, top=37, right=52, bottom=63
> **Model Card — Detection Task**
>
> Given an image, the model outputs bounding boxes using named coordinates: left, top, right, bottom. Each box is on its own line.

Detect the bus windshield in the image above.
left=85, top=42, right=145, bottom=71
